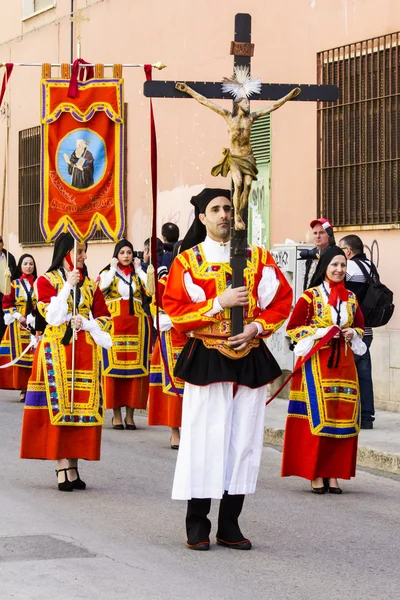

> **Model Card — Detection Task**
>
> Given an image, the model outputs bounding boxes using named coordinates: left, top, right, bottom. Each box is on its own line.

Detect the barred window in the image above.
left=317, top=34, right=400, bottom=227
left=18, top=104, right=128, bottom=245
left=18, top=126, right=42, bottom=245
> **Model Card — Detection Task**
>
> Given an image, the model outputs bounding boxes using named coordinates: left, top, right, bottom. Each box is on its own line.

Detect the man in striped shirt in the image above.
left=339, top=235, right=375, bottom=429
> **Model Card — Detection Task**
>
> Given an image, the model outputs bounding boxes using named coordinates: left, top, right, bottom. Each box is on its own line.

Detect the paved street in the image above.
left=1, top=391, right=399, bottom=600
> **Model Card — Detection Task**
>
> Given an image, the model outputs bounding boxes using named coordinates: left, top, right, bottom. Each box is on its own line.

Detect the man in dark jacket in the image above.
left=339, top=234, right=375, bottom=429
left=303, top=218, right=333, bottom=291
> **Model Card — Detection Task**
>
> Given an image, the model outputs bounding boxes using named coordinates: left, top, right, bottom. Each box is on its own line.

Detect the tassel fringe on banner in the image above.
left=3, top=266, right=11, bottom=295
left=146, top=264, right=155, bottom=295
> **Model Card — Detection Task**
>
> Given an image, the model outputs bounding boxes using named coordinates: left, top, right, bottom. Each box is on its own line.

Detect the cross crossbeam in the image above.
left=144, top=81, right=338, bottom=102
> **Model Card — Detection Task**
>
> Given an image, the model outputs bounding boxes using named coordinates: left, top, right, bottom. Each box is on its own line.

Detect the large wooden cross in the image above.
left=144, top=13, right=338, bottom=335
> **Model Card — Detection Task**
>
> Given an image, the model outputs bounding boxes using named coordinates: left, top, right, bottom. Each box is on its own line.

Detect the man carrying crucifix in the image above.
left=176, top=68, right=300, bottom=230
left=163, top=188, right=292, bottom=551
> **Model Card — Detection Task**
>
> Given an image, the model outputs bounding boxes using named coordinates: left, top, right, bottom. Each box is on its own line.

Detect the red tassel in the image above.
left=67, top=58, right=94, bottom=98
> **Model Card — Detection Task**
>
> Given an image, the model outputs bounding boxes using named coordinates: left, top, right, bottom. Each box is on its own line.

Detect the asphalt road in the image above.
left=1, top=391, right=399, bottom=600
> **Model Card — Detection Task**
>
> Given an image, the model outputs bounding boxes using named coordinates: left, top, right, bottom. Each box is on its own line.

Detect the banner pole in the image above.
left=70, top=238, right=77, bottom=413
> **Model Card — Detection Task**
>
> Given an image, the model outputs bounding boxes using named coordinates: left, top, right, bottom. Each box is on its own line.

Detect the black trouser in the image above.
left=354, top=335, right=374, bottom=423
left=186, top=493, right=246, bottom=545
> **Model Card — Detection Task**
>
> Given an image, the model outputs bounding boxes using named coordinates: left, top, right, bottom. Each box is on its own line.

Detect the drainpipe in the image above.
left=70, top=0, right=74, bottom=63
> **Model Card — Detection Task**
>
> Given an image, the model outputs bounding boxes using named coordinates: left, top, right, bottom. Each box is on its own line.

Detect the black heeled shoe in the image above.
left=170, top=436, right=179, bottom=450
left=124, top=419, right=137, bottom=431
left=112, top=417, right=124, bottom=430
left=326, top=478, right=343, bottom=494
left=68, top=467, right=86, bottom=490
left=311, top=482, right=326, bottom=494
left=55, top=468, right=74, bottom=492
left=20, top=391, right=26, bottom=403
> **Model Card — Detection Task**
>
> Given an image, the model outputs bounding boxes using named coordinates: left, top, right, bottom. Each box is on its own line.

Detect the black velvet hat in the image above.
left=179, top=188, right=231, bottom=253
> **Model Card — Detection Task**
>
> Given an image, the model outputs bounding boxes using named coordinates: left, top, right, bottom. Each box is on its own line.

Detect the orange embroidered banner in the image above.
left=40, top=78, right=125, bottom=242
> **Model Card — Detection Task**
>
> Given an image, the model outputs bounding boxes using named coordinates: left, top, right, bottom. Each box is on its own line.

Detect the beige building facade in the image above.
left=0, top=0, right=399, bottom=410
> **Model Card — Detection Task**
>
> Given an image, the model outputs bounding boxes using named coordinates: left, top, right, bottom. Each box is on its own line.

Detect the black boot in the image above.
left=186, top=498, right=212, bottom=550
left=216, top=492, right=252, bottom=550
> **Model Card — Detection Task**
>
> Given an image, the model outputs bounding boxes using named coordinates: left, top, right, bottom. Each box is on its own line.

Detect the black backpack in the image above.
left=353, top=258, right=395, bottom=328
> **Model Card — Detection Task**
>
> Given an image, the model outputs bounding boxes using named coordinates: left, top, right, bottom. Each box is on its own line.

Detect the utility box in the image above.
left=267, top=242, right=314, bottom=372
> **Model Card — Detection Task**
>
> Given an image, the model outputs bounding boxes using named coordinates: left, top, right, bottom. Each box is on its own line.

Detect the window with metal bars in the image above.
left=317, top=34, right=400, bottom=227
left=18, top=126, right=42, bottom=245
left=18, top=105, right=128, bottom=245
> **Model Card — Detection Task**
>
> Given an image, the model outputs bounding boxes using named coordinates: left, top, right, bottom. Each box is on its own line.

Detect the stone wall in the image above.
left=372, top=329, right=400, bottom=412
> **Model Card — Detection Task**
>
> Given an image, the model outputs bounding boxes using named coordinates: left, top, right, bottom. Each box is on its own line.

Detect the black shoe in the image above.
left=112, top=418, right=124, bottom=430
left=216, top=538, right=252, bottom=550
left=19, top=391, right=26, bottom=403
left=55, top=468, right=74, bottom=492
left=323, top=478, right=330, bottom=491
left=311, top=483, right=326, bottom=494
left=361, top=421, right=374, bottom=429
left=170, top=436, right=179, bottom=450
left=328, top=486, right=343, bottom=494
left=186, top=541, right=210, bottom=551
left=124, top=419, right=137, bottom=431
left=68, top=468, right=86, bottom=490
left=186, top=498, right=212, bottom=549
left=216, top=493, right=251, bottom=549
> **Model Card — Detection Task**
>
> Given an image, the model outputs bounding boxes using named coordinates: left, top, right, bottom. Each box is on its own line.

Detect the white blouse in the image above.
left=99, top=266, right=147, bottom=301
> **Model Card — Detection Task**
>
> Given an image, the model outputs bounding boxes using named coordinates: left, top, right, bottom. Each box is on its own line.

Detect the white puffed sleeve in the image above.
left=153, top=312, right=173, bottom=332
left=257, top=266, right=280, bottom=310
left=80, top=315, right=112, bottom=349
left=350, top=329, right=367, bottom=356
left=4, top=311, right=21, bottom=326
left=293, top=327, right=331, bottom=358
left=45, top=282, right=73, bottom=326
left=26, top=313, right=36, bottom=328
left=99, top=268, right=116, bottom=291
left=136, top=267, right=147, bottom=286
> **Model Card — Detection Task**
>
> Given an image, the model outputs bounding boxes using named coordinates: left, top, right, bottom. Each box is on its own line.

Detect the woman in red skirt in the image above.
left=0, top=254, right=37, bottom=399
left=99, top=239, right=151, bottom=430
left=20, top=233, right=112, bottom=491
left=281, top=245, right=366, bottom=494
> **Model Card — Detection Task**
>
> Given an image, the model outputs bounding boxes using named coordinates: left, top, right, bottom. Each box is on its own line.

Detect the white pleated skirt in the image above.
left=172, top=382, right=268, bottom=500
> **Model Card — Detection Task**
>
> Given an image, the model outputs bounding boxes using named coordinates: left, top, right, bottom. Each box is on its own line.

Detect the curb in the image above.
left=263, top=427, right=400, bottom=476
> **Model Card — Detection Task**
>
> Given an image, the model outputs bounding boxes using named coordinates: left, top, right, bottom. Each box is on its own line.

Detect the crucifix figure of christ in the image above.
left=144, top=13, right=338, bottom=335
left=175, top=79, right=300, bottom=231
